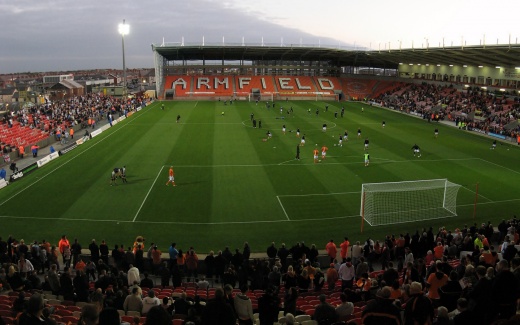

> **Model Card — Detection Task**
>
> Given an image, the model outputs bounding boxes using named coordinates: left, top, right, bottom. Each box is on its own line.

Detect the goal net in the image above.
left=360, top=179, right=462, bottom=227
left=315, top=93, right=340, bottom=102
left=248, top=93, right=274, bottom=102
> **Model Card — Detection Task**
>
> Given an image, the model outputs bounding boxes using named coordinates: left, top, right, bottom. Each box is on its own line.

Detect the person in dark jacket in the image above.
left=59, top=267, right=75, bottom=302
left=258, top=286, right=280, bottom=325
left=201, top=287, right=236, bottom=325
left=314, top=294, right=338, bottom=325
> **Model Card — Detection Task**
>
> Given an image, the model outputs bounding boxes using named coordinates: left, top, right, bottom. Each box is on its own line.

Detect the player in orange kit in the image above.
left=313, top=148, right=319, bottom=163
left=321, top=146, right=328, bottom=159
left=166, top=166, right=176, bottom=186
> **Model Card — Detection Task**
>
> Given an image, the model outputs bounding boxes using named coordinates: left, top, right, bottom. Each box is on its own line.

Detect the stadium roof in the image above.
left=152, top=44, right=520, bottom=69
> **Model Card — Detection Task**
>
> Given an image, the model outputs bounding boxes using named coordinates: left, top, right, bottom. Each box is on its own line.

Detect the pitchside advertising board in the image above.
left=9, top=162, right=38, bottom=183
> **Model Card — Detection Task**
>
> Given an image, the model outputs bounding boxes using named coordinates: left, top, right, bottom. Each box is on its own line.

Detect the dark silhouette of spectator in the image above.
left=362, top=286, right=401, bottom=325
left=258, top=286, right=280, bottom=325
left=314, top=294, right=338, bottom=325
left=201, top=287, right=236, bottom=325
left=145, top=305, right=171, bottom=325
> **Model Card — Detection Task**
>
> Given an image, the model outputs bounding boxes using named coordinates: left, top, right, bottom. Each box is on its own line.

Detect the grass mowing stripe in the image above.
left=133, top=166, right=165, bottom=222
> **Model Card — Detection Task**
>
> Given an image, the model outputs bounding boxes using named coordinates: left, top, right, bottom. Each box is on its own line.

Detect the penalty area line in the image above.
left=133, top=166, right=164, bottom=222
left=276, top=196, right=291, bottom=221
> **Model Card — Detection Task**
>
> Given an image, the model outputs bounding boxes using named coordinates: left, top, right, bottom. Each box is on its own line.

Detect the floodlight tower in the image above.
left=118, top=19, right=130, bottom=99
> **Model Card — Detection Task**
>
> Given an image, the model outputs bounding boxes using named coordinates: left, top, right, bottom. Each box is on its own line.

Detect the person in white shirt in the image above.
left=142, top=290, right=161, bottom=315
left=17, top=255, right=34, bottom=274
left=128, top=264, right=140, bottom=286
left=338, top=258, right=355, bottom=290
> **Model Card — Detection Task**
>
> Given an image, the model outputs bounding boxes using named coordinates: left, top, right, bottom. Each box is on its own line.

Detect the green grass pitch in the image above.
left=1, top=100, right=519, bottom=253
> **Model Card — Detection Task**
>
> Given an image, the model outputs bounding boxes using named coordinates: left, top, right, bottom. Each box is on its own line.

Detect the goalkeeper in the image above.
left=411, top=144, right=421, bottom=157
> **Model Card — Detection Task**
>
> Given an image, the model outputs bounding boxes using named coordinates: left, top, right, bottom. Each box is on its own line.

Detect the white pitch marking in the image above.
left=0, top=213, right=361, bottom=225
left=279, top=191, right=361, bottom=198
left=477, top=158, right=520, bottom=175
left=276, top=195, right=290, bottom=221
left=133, top=166, right=164, bottom=222
left=461, top=185, right=492, bottom=202
left=2, top=197, right=520, bottom=225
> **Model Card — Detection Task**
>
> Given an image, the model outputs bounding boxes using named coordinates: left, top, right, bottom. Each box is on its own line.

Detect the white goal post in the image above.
left=360, top=179, right=462, bottom=228
left=315, top=93, right=340, bottom=102
left=248, top=93, right=274, bottom=102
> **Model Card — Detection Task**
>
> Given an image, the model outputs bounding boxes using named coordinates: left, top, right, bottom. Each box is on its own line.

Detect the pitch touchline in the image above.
left=1, top=197, right=519, bottom=225
left=279, top=191, right=361, bottom=197
left=0, top=106, right=152, bottom=208
left=0, top=214, right=360, bottom=225
left=133, top=166, right=164, bottom=222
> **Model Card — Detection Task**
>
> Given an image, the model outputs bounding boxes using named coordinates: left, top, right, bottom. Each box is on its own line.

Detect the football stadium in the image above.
left=1, top=42, right=520, bottom=324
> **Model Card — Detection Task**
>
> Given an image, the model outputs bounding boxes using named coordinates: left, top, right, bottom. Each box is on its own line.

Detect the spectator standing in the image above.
left=257, top=287, right=280, bottom=325
left=202, top=288, right=236, bottom=325
left=266, top=242, right=277, bottom=266
left=234, top=285, right=254, bottom=325
left=326, top=240, right=337, bottom=263
left=128, top=264, right=140, bottom=286
left=89, top=239, right=100, bottom=265
left=340, top=237, right=350, bottom=261
left=60, top=266, right=75, bottom=301
left=314, top=294, right=338, bottom=325
left=124, top=287, right=143, bottom=315
left=403, top=282, right=434, bottom=325
left=58, top=235, right=70, bottom=262
left=71, top=239, right=82, bottom=269
left=168, top=243, right=178, bottom=269
left=326, top=263, right=339, bottom=291
left=362, top=286, right=401, bottom=325
left=99, top=240, right=109, bottom=265
left=490, top=259, right=520, bottom=320
left=151, top=246, right=162, bottom=275
left=185, top=248, right=199, bottom=282
left=338, top=258, right=355, bottom=290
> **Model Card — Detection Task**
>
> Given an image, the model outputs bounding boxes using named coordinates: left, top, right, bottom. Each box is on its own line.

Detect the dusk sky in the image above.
left=1, top=0, right=519, bottom=74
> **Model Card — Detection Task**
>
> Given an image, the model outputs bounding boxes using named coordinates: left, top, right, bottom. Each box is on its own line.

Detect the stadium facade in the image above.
left=152, top=42, right=520, bottom=100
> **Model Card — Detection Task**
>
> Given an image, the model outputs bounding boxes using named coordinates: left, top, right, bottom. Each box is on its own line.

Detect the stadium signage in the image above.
left=170, top=76, right=337, bottom=92
left=59, top=144, right=78, bottom=155
left=488, top=132, right=506, bottom=140
left=36, top=152, right=60, bottom=168
left=90, top=129, right=103, bottom=138
left=9, top=163, right=38, bottom=183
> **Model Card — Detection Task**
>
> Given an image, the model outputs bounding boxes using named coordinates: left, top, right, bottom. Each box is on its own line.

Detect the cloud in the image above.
left=0, top=0, right=342, bottom=74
